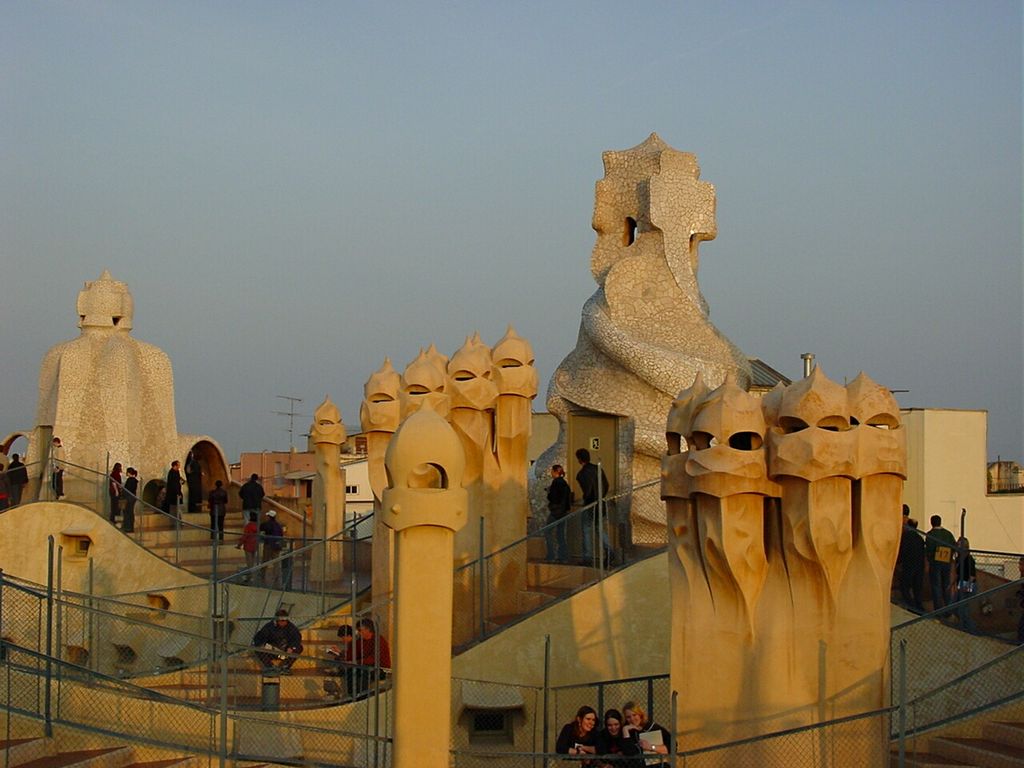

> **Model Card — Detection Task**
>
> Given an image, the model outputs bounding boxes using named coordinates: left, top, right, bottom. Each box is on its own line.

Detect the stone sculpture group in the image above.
left=360, top=328, right=537, bottom=641
left=662, top=368, right=905, bottom=764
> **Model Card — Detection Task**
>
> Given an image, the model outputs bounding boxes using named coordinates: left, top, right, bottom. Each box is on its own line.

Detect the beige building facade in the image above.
left=901, top=408, right=1024, bottom=557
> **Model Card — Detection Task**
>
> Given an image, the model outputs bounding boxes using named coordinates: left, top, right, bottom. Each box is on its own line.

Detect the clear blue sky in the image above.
left=1, top=1, right=1021, bottom=462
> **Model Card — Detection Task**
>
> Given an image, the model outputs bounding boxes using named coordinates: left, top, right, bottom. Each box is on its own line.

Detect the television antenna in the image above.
left=273, top=395, right=310, bottom=451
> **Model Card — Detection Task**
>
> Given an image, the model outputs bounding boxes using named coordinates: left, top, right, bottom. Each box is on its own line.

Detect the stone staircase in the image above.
left=896, top=721, right=1024, bottom=767
left=133, top=507, right=249, bottom=578
left=132, top=617, right=377, bottom=709
left=480, top=537, right=663, bottom=635
left=0, top=737, right=200, bottom=768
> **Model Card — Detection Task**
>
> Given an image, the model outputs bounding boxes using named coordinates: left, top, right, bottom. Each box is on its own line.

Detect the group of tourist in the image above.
left=322, top=618, right=392, bottom=699
left=542, top=448, right=615, bottom=566
left=556, top=702, right=671, bottom=766
left=0, top=452, right=29, bottom=510
left=106, top=461, right=141, bottom=532
left=250, top=609, right=392, bottom=698
left=895, top=508, right=977, bottom=625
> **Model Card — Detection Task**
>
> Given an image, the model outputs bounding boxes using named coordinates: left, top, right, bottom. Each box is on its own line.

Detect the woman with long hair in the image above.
left=556, top=705, right=599, bottom=761
left=595, top=708, right=641, bottom=767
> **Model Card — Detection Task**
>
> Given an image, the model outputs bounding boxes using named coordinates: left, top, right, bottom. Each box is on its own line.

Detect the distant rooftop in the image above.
left=748, top=358, right=792, bottom=391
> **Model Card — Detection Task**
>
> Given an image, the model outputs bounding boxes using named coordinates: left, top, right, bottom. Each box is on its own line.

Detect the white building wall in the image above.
left=901, top=409, right=1024, bottom=554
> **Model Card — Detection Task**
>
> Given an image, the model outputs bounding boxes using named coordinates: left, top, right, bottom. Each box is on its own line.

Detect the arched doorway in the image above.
left=1, top=432, right=30, bottom=458
left=187, top=439, right=231, bottom=511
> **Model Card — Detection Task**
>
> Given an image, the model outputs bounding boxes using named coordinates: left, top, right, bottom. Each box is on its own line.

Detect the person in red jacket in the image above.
left=352, top=618, right=391, bottom=696
left=236, top=512, right=259, bottom=582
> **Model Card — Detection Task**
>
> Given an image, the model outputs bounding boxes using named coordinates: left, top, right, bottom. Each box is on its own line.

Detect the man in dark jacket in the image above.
left=5, top=454, right=28, bottom=507
left=239, top=473, right=265, bottom=518
left=208, top=480, right=229, bottom=541
left=252, top=608, right=303, bottom=674
left=259, top=510, right=285, bottom=588
left=545, top=464, right=572, bottom=562
left=162, top=460, right=183, bottom=517
left=575, top=448, right=611, bottom=564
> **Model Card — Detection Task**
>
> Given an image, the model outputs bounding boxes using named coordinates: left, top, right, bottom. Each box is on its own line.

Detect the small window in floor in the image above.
left=346, top=484, right=359, bottom=495
left=468, top=709, right=514, bottom=744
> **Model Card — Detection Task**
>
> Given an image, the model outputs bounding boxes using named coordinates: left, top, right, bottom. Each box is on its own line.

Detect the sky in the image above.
left=1, top=1, right=1021, bottom=463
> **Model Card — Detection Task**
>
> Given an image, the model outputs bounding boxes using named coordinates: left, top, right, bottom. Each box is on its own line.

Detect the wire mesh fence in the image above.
left=455, top=480, right=664, bottom=650
left=675, top=707, right=895, bottom=768
left=891, top=578, right=1023, bottom=714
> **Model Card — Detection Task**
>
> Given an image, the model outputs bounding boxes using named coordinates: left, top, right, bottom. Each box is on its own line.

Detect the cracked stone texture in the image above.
left=535, top=134, right=750, bottom=533
left=25, top=271, right=218, bottom=488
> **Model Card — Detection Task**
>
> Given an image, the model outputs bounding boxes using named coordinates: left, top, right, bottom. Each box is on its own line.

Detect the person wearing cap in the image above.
left=259, top=508, right=285, bottom=587
left=252, top=608, right=303, bottom=674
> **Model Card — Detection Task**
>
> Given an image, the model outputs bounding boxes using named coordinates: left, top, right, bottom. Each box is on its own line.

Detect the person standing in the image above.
left=239, top=473, right=265, bottom=520
left=902, top=519, right=926, bottom=611
left=259, top=509, right=284, bottom=588
left=162, top=460, right=183, bottom=517
left=122, top=467, right=139, bottom=533
left=954, top=536, right=977, bottom=632
left=236, top=512, right=260, bottom=580
left=49, top=437, right=65, bottom=499
left=925, top=514, right=957, bottom=610
left=545, top=464, right=572, bottom=562
left=185, top=451, right=203, bottom=513
left=208, top=479, right=229, bottom=541
left=108, top=462, right=123, bottom=525
left=575, top=448, right=611, bottom=564
left=6, top=454, right=28, bottom=507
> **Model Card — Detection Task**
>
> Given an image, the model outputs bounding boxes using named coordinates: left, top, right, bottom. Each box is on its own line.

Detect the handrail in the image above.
left=227, top=476, right=305, bottom=523
left=892, top=577, right=1022, bottom=631
left=459, top=477, right=661, bottom=571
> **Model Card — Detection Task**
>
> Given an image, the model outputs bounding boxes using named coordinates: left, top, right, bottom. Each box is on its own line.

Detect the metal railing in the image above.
left=0, top=640, right=393, bottom=766
left=23, top=456, right=375, bottom=602
left=453, top=479, right=664, bottom=649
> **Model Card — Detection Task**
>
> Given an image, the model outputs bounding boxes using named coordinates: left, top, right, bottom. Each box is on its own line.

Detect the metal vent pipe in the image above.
left=801, top=353, right=816, bottom=378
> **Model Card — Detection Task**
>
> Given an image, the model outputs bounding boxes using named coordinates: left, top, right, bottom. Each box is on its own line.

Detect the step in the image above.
left=0, top=738, right=54, bottom=766
left=987, top=724, right=1024, bottom=751
left=891, top=750, right=980, bottom=768
left=525, top=561, right=599, bottom=590
left=147, top=682, right=240, bottom=702
left=16, top=747, right=133, bottom=768
left=931, top=736, right=1024, bottom=768
left=123, top=759, right=201, bottom=768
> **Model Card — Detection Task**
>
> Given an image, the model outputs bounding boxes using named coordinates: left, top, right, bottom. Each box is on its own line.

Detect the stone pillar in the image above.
left=360, top=358, right=401, bottom=614
left=310, top=397, right=346, bottom=585
left=381, top=404, right=467, bottom=768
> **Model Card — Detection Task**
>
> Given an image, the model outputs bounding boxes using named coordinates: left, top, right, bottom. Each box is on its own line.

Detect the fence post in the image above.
left=219, top=583, right=229, bottom=768
left=350, top=524, right=358, bottom=606
left=44, top=536, right=54, bottom=737
left=55, top=547, right=63, bottom=684
left=898, top=638, right=907, bottom=768
left=478, top=516, right=486, bottom=639
left=597, top=461, right=604, bottom=575
left=671, top=689, right=678, bottom=767
left=87, top=559, right=95, bottom=672
left=542, top=634, right=551, bottom=759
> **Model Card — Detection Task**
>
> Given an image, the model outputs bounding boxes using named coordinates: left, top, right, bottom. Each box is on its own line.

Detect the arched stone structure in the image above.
left=1, top=432, right=30, bottom=457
